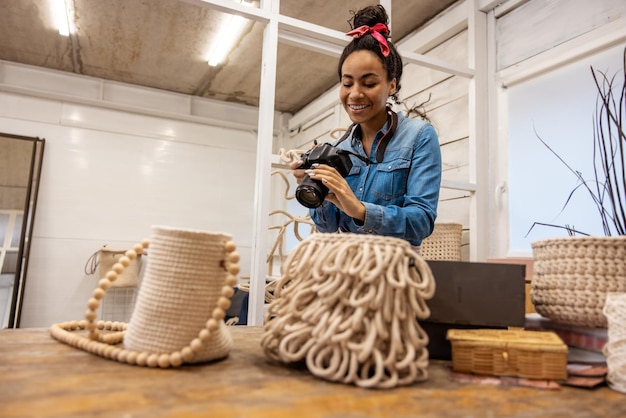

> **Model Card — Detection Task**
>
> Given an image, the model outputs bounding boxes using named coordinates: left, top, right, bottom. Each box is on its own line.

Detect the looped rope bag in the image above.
left=50, top=226, right=241, bottom=368
left=261, top=233, right=436, bottom=389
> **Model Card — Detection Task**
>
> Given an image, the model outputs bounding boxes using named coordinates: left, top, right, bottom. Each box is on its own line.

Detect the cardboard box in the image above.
left=423, top=261, right=527, bottom=359
left=425, top=261, right=526, bottom=327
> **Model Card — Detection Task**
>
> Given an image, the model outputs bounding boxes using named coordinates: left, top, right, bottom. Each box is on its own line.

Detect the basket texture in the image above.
left=530, top=236, right=626, bottom=328
left=603, top=292, right=626, bottom=393
left=421, top=223, right=462, bottom=261
left=447, top=329, right=568, bottom=380
left=124, top=226, right=233, bottom=362
left=262, top=232, right=436, bottom=389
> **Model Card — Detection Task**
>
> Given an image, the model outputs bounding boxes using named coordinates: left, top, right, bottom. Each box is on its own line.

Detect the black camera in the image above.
left=295, top=143, right=353, bottom=208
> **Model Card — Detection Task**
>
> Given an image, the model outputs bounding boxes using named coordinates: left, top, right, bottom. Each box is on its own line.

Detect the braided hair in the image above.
left=338, top=5, right=403, bottom=104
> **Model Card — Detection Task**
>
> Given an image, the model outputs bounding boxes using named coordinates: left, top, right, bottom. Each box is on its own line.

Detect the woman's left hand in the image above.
left=306, top=164, right=365, bottom=221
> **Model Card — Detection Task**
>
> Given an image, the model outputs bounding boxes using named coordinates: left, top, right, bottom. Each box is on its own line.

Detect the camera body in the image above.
left=295, top=143, right=353, bottom=208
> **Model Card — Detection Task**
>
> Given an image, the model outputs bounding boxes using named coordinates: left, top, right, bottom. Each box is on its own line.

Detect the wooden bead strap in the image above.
left=50, top=238, right=240, bottom=368
left=261, top=232, right=435, bottom=389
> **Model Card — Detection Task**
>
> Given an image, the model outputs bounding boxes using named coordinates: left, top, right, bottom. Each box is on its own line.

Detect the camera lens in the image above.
left=296, top=186, right=323, bottom=208
left=295, top=176, right=327, bottom=208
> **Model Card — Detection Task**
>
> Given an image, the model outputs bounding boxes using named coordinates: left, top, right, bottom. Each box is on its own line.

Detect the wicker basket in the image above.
left=447, top=329, right=568, bottom=380
left=421, top=223, right=463, bottom=261
left=530, top=236, right=626, bottom=328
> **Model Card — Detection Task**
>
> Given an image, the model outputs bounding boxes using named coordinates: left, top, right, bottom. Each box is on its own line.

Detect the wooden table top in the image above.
left=0, top=326, right=623, bottom=418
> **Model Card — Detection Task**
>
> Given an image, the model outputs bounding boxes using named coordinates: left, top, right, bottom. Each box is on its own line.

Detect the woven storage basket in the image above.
left=421, top=223, right=462, bottom=261
left=530, top=236, right=626, bottom=328
left=447, top=329, right=568, bottom=380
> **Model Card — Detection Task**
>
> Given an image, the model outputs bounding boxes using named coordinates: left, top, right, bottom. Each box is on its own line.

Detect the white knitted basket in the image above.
left=50, top=226, right=240, bottom=368
left=124, top=226, right=234, bottom=362
left=603, top=292, right=626, bottom=394
left=531, top=236, right=626, bottom=328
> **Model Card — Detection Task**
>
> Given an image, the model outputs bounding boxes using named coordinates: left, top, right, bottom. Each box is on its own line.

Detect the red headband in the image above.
left=346, top=23, right=390, bottom=57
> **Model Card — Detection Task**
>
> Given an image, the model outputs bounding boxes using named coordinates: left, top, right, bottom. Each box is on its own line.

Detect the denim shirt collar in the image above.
left=349, top=111, right=402, bottom=163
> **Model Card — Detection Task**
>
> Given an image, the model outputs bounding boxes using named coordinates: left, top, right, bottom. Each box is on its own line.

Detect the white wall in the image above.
left=0, top=64, right=265, bottom=327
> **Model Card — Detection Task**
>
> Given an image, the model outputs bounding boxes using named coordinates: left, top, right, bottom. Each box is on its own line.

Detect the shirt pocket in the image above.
left=371, top=158, right=410, bottom=200
left=345, top=164, right=361, bottom=191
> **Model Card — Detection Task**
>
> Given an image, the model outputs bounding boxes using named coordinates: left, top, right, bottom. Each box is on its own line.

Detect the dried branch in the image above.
left=531, top=47, right=626, bottom=237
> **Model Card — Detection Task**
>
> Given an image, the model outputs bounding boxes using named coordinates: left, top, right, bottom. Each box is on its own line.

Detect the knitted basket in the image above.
left=261, top=232, right=436, bottom=389
left=530, top=235, right=626, bottom=328
left=603, top=292, right=626, bottom=393
left=421, top=222, right=463, bottom=261
left=50, top=226, right=240, bottom=368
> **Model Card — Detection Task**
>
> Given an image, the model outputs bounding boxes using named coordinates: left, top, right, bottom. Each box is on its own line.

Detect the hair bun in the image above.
left=352, top=5, right=389, bottom=34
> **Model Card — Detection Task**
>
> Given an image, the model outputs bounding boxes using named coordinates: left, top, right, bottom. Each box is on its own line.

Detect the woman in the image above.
left=292, top=4, right=442, bottom=248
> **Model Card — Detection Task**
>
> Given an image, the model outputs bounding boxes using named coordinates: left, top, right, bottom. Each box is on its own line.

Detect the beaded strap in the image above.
left=50, top=238, right=240, bottom=368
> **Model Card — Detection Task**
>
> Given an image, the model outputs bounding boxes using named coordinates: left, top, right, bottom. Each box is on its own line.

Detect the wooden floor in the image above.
left=0, top=326, right=624, bottom=418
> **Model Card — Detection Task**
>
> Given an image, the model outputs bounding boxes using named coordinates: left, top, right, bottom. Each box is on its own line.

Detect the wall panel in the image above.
left=496, top=0, right=626, bottom=70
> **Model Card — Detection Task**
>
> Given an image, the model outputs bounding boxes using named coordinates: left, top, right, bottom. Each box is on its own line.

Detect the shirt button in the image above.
left=388, top=165, right=392, bottom=169
left=359, top=188, right=363, bottom=191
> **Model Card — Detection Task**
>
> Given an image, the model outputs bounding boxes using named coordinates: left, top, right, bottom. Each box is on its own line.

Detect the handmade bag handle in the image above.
left=50, top=238, right=240, bottom=368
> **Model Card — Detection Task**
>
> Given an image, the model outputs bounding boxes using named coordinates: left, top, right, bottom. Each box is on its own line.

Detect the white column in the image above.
left=467, top=0, right=489, bottom=261
left=247, top=0, right=279, bottom=325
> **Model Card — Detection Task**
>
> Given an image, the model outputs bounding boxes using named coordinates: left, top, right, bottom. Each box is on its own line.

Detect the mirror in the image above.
left=0, top=133, right=45, bottom=328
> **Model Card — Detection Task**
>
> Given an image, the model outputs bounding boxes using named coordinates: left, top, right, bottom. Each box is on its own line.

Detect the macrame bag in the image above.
left=84, top=245, right=143, bottom=288
left=51, top=225, right=240, bottom=368
left=261, top=232, right=436, bottom=389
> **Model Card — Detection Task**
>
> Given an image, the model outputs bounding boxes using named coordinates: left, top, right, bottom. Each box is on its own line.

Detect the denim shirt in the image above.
left=310, top=111, right=442, bottom=246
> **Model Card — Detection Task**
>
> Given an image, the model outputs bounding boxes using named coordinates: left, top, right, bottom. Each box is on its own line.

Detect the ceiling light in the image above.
left=52, top=0, right=75, bottom=36
left=206, top=0, right=253, bottom=67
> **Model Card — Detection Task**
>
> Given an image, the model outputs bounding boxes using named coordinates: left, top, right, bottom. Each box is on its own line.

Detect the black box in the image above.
left=422, top=260, right=526, bottom=359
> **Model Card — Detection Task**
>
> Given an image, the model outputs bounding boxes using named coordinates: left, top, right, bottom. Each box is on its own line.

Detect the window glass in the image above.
left=507, top=44, right=623, bottom=252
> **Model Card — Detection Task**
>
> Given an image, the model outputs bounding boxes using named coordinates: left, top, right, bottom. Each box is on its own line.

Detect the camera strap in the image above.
left=335, top=107, right=398, bottom=163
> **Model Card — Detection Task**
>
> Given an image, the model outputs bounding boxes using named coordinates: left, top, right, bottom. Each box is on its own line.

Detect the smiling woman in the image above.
left=290, top=4, right=442, bottom=249
left=0, top=133, right=44, bottom=328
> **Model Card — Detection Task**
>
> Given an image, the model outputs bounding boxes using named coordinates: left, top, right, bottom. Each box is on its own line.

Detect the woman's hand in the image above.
left=290, top=159, right=306, bottom=184
left=305, top=164, right=366, bottom=221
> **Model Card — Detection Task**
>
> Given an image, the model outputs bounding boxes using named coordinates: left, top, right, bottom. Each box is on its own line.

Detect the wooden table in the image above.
left=0, top=326, right=623, bottom=417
